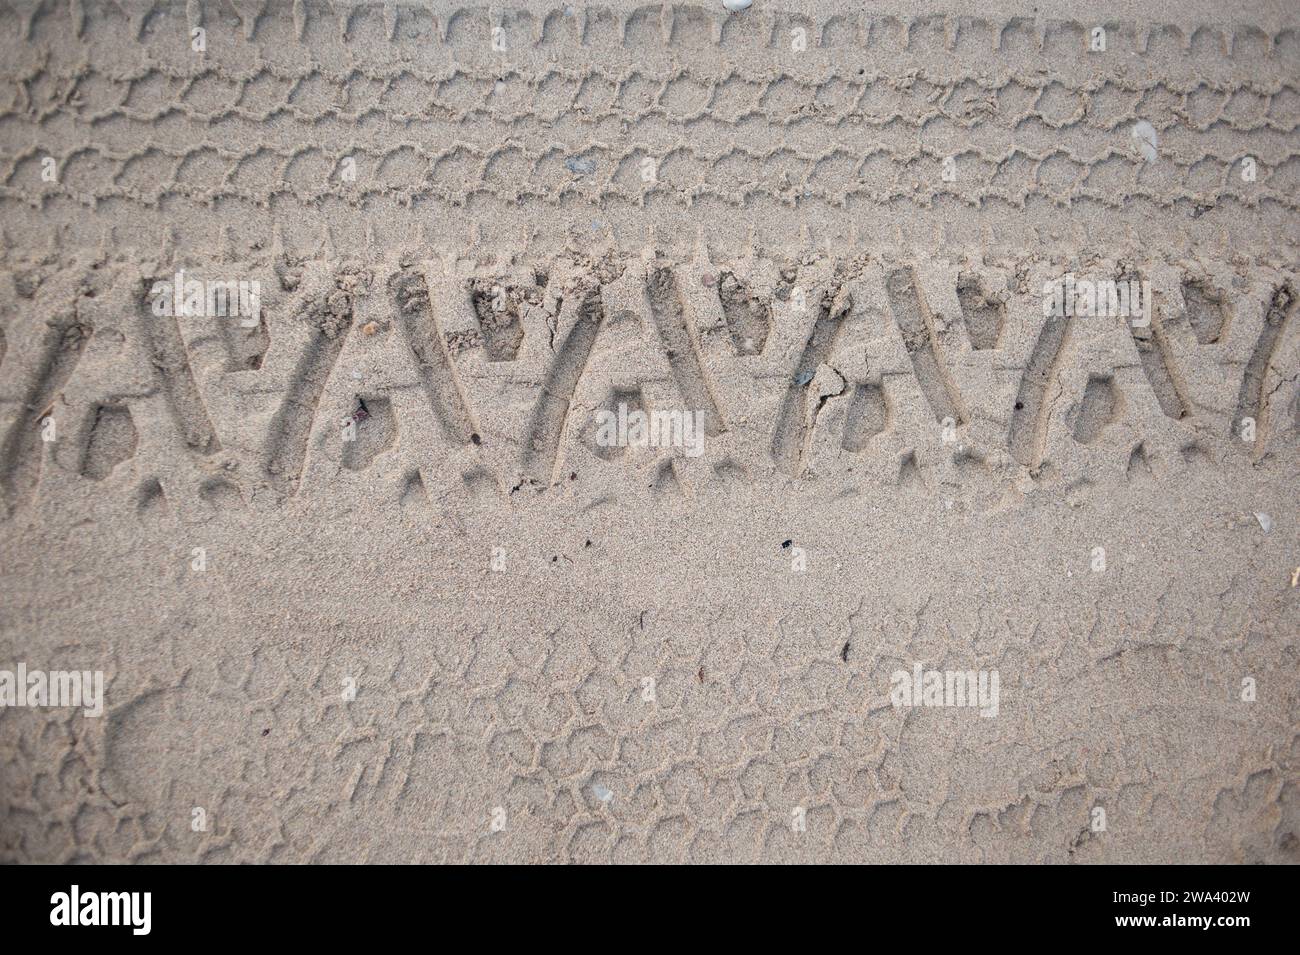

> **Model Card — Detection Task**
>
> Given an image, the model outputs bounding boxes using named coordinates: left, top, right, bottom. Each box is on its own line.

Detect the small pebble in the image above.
left=592, top=783, right=613, bottom=803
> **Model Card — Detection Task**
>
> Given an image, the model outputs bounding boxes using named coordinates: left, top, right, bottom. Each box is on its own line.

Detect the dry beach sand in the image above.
left=0, top=0, right=1297, bottom=863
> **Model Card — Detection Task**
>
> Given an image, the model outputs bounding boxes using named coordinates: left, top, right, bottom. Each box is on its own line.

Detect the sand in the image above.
left=0, top=0, right=1297, bottom=863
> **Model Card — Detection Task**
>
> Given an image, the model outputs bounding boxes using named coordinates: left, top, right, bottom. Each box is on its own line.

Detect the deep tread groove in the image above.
left=841, top=382, right=888, bottom=451
left=469, top=280, right=526, bottom=362
left=770, top=287, right=851, bottom=474
left=589, top=386, right=642, bottom=461
left=1072, top=375, right=1119, bottom=445
left=646, top=267, right=725, bottom=437
left=1233, top=284, right=1296, bottom=450
left=1129, top=314, right=1187, bottom=421
left=1182, top=280, right=1229, bottom=346
left=0, top=317, right=91, bottom=513
left=884, top=268, right=965, bottom=425
left=220, top=313, right=270, bottom=371
left=390, top=269, right=476, bottom=445
left=718, top=272, right=772, bottom=356
left=956, top=273, right=1005, bottom=350
left=141, top=280, right=222, bottom=454
left=525, top=287, right=604, bottom=482
left=341, top=396, right=396, bottom=471
left=79, top=404, right=138, bottom=480
left=1008, top=315, right=1069, bottom=468
left=263, top=272, right=358, bottom=495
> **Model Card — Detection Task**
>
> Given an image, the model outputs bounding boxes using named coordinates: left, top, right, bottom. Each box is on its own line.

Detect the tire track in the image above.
left=141, top=279, right=223, bottom=455
left=1233, top=284, right=1296, bottom=453
left=646, top=267, right=726, bottom=437
left=389, top=268, right=477, bottom=446
left=884, top=268, right=965, bottom=426
left=770, top=286, right=852, bottom=475
left=524, top=286, right=604, bottom=484
left=263, top=271, right=359, bottom=495
left=0, top=316, right=91, bottom=514
left=1007, top=315, right=1070, bottom=468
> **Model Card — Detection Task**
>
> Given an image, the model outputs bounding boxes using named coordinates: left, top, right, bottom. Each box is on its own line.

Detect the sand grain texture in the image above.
left=0, top=0, right=1297, bottom=864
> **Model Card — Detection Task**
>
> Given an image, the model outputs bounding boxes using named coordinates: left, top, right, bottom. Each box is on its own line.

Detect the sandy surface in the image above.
left=0, top=0, right=1297, bottom=863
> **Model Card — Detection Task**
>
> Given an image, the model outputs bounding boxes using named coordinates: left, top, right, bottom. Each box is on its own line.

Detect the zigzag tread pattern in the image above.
left=0, top=253, right=1296, bottom=519
left=0, top=3, right=1298, bottom=258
